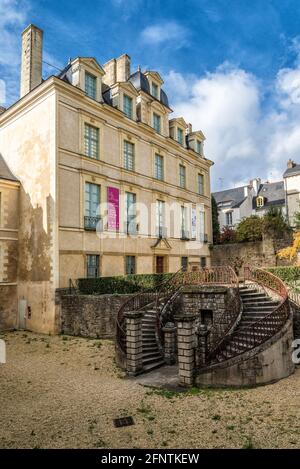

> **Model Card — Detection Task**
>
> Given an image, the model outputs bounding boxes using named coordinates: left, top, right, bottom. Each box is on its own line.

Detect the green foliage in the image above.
left=236, top=216, right=263, bottom=242
left=266, top=266, right=300, bottom=284
left=211, top=196, right=220, bottom=243
left=219, top=226, right=237, bottom=244
left=77, top=273, right=173, bottom=295
left=263, top=206, right=291, bottom=238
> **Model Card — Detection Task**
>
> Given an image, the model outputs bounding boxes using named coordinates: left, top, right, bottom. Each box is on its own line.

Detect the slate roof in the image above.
left=253, top=181, right=285, bottom=209
left=212, top=186, right=247, bottom=209
left=283, top=163, right=300, bottom=178
left=128, top=70, right=170, bottom=109
left=0, top=154, right=18, bottom=182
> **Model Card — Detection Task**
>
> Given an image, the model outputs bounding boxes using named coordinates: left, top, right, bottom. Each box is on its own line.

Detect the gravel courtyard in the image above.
left=0, top=330, right=300, bottom=449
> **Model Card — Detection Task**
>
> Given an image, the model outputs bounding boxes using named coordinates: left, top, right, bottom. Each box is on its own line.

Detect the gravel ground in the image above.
left=0, top=330, right=300, bottom=449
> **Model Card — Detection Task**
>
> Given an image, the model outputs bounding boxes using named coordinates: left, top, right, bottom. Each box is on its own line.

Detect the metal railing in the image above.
left=116, top=266, right=239, bottom=359
left=84, top=215, right=102, bottom=231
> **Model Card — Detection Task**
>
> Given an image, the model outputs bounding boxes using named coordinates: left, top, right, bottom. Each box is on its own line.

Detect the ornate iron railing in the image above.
left=205, top=267, right=289, bottom=366
left=116, top=266, right=239, bottom=358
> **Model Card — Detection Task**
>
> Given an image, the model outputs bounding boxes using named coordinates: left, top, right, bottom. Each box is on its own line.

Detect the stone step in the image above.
left=142, top=317, right=156, bottom=324
left=242, top=298, right=278, bottom=305
left=142, top=355, right=164, bottom=366
left=142, top=331, right=156, bottom=338
left=243, top=305, right=278, bottom=311
left=142, top=360, right=165, bottom=373
left=142, top=339, right=157, bottom=346
left=142, top=351, right=162, bottom=360
left=240, top=292, right=267, bottom=299
left=143, top=344, right=159, bottom=352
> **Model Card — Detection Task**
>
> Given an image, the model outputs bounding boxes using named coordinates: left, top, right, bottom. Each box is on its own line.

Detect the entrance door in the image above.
left=18, top=299, right=27, bottom=330
left=156, top=256, right=164, bottom=274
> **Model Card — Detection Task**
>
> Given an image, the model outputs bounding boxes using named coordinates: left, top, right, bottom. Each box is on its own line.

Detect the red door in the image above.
left=156, top=256, right=164, bottom=274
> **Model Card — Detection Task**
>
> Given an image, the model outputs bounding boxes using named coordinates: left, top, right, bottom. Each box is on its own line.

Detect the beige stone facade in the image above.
left=0, top=24, right=213, bottom=334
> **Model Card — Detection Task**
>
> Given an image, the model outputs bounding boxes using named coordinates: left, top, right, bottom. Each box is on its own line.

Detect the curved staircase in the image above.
left=141, top=305, right=165, bottom=372
left=208, top=283, right=282, bottom=363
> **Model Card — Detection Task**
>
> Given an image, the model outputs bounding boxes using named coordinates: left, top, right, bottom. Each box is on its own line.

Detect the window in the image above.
left=177, top=128, right=184, bottom=145
left=198, top=174, right=204, bottom=195
left=153, top=113, right=161, bottom=133
left=196, top=140, right=203, bottom=155
left=200, top=256, right=207, bottom=268
left=125, top=192, right=137, bottom=234
left=181, top=206, right=189, bottom=239
left=84, top=124, right=99, bottom=159
left=85, top=72, right=97, bottom=100
left=87, top=254, right=99, bottom=278
left=152, top=82, right=159, bottom=99
left=199, top=210, right=205, bottom=242
left=155, top=153, right=164, bottom=180
left=179, top=164, right=186, bottom=188
left=125, top=255, right=136, bottom=275
left=256, top=196, right=264, bottom=207
left=85, top=182, right=101, bottom=230
left=124, top=140, right=135, bottom=171
left=225, top=211, right=233, bottom=226
left=156, top=200, right=165, bottom=238
left=181, top=256, right=188, bottom=272
left=123, top=94, right=133, bottom=119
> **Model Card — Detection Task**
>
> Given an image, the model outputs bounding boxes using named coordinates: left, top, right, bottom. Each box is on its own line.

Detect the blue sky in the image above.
left=1, top=0, right=300, bottom=190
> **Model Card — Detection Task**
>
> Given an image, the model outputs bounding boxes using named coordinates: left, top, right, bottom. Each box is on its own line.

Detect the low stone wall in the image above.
left=211, top=235, right=292, bottom=275
left=0, top=285, right=17, bottom=330
left=60, top=293, right=134, bottom=339
left=196, top=315, right=294, bottom=387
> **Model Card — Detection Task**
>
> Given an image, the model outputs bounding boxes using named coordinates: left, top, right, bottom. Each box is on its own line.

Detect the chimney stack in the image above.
left=116, top=54, right=131, bottom=82
left=187, top=123, right=193, bottom=135
left=287, top=158, right=296, bottom=169
left=20, top=24, right=43, bottom=98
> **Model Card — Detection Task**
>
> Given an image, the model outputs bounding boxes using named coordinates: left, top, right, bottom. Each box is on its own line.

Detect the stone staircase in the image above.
left=211, top=283, right=281, bottom=363
left=141, top=304, right=165, bottom=372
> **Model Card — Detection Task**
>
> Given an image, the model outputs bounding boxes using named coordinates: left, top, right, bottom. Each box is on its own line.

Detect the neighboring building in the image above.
left=253, top=180, right=286, bottom=217
left=283, top=159, right=300, bottom=227
left=213, top=178, right=286, bottom=230
left=0, top=24, right=213, bottom=333
left=0, top=155, right=19, bottom=330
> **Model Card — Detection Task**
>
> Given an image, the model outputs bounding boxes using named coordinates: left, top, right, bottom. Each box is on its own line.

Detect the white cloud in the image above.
left=141, top=21, right=188, bottom=47
left=0, top=0, right=29, bottom=105
left=165, top=59, right=300, bottom=190
left=0, top=79, right=6, bottom=105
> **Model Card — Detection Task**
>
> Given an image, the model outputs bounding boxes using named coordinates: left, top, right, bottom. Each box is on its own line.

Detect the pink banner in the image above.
left=107, top=187, right=119, bottom=231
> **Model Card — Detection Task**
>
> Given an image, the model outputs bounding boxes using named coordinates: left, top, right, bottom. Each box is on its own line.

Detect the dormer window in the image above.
left=123, top=94, right=133, bottom=119
left=196, top=140, right=203, bottom=155
left=85, top=72, right=97, bottom=100
left=256, top=196, right=264, bottom=208
left=151, top=82, right=159, bottom=99
left=177, top=128, right=184, bottom=145
left=153, top=113, right=161, bottom=133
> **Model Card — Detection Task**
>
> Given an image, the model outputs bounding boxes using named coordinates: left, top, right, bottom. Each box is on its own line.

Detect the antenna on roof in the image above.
left=138, top=64, right=141, bottom=72
left=42, top=60, right=63, bottom=72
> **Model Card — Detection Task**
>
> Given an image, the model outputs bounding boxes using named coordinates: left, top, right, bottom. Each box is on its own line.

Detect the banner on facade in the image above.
left=107, top=187, right=120, bottom=231
left=191, top=208, right=197, bottom=239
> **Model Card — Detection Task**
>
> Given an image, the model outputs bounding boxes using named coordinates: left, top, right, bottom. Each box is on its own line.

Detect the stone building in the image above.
left=213, top=178, right=286, bottom=230
left=0, top=24, right=213, bottom=333
left=283, top=159, right=300, bottom=227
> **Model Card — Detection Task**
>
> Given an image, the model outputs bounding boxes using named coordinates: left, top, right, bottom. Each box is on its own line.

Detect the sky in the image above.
left=1, top=0, right=300, bottom=191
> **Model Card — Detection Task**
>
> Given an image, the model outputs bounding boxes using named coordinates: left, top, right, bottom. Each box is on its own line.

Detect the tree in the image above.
left=219, top=226, right=237, bottom=244
left=277, top=232, right=300, bottom=261
left=211, top=195, right=220, bottom=243
left=236, top=216, right=264, bottom=242
left=292, top=202, right=300, bottom=230
left=263, top=206, right=290, bottom=238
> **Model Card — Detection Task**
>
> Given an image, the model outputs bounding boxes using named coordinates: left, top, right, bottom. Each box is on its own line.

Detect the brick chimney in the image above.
left=287, top=158, right=296, bottom=169
left=102, top=58, right=117, bottom=87
left=20, top=24, right=43, bottom=98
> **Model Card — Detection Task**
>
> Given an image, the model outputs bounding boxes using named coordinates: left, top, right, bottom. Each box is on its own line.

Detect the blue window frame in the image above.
left=85, top=72, right=97, bottom=100
left=123, top=94, right=133, bottom=119
left=84, top=124, right=99, bottom=159
left=153, top=113, right=161, bottom=133
left=124, top=140, right=135, bottom=170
